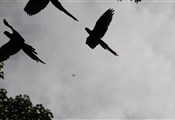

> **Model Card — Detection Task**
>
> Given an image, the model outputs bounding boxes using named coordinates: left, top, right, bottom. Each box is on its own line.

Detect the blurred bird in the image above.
left=131, top=0, right=141, bottom=3
left=24, top=0, right=78, bottom=21
left=85, top=9, right=118, bottom=56
left=118, top=0, right=141, bottom=4
left=0, top=19, right=46, bottom=64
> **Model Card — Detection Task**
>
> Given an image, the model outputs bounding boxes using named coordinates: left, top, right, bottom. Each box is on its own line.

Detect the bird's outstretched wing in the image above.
left=22, top=43, right=46, bottom=64
left=50, top=0, right=78, bottom=21
left=24, top=0, right=49, bottom=15
left=92, top=9, right=114, bottom=38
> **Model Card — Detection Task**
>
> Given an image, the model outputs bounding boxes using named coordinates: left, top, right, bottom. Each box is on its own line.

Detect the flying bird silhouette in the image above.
left=24, top=0, right=78, bottom=21
left=118, top=0, right=141, bottom=4
left=131, top=0, right=141, bottom=3
left=0, top=19, right=46, bottom=64
left=85, top=9, right=118, bottom=56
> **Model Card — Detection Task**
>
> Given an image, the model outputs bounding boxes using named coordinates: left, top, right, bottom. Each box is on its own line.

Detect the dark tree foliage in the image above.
left=118, top=0, right=141, bottom=4
left=0, top=89, right=53, bottom=120
left=0, top=63, right=4, bottom=80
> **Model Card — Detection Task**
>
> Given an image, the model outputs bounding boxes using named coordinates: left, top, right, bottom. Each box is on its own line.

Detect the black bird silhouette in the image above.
left=0, top=19, right=46, bottom=64
left=131, top=0, right=141, bottom=3
left=85, top=9, right=118, bottom=56
left=118, top=0, right=141, bottom=4
left=24, top=0, right=78, bottom=21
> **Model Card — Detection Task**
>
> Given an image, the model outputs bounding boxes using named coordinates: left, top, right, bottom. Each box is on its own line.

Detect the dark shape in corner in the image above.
left=85, top=9, right=119, bottom=56
left=0, top=19, right=46, bottom=64
left=24, top=0, right=78, bottom=21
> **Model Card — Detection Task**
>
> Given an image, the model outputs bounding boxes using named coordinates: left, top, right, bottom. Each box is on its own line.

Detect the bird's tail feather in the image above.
left=50, top=0, right=78, bottom=21
left=99, top=40, right=119, bottom=56
left=22, top=43, right=46, bottom=64
left=62, top=8, right=79, bottom=21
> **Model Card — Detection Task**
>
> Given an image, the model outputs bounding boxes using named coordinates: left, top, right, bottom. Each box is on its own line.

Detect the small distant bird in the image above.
left=72, top=74, right=75, bottom=77
left=118, top=0, right=141, bottom=4
left=0, top=19, right=46, bottom=64
left=131, top=0, right=141, bottom=3
left=24, top=0, right=78, bottom=21
left=85, top=9, right=118, bottom=56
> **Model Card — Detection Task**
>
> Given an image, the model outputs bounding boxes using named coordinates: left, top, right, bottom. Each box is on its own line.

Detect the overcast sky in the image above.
left=1, top=0, right=175, bottom=119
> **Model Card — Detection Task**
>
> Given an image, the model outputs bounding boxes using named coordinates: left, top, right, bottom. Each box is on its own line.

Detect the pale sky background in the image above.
left=1, top=0, right=175, bottom=119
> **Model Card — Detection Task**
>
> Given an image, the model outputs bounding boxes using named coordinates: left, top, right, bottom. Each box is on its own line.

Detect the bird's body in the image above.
left=85, top=9, right=118, bottom=56
left=0, top=19, right=45, bottom=64
left=0, top=39, right=20, bottom=62
left=86, top=35, right=100, bottom=49
left=24, top=0, right=78, bottom=21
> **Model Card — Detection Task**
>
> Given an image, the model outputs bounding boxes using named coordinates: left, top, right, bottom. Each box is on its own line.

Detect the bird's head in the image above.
left=4, top=31, right=12, bottom=38
left=85, top=27, right=92, bottom=35
left=3, top=19, right=11, bottom=28
left=3, top=19, right=8, bottom=26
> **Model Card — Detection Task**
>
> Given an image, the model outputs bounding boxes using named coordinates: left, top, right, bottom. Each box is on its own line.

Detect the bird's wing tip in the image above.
left=26, top=12, right=34, bottom=16
left=24, top=9, right=35, bottom=16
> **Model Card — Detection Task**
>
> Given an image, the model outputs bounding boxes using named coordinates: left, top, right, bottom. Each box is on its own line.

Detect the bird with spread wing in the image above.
left=24, top=0, right=78, bottom=21
left=0, top=19, right=46, bottom=64
left=85, top=9, right=119, bottom=56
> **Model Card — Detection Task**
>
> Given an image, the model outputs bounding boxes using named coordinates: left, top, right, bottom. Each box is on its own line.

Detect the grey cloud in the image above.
left=1, top=1, right=175, bottom=119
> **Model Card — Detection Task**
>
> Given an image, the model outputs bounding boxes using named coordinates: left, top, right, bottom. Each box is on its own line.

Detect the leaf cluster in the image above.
left=0, top=89, right=53, bottom=120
